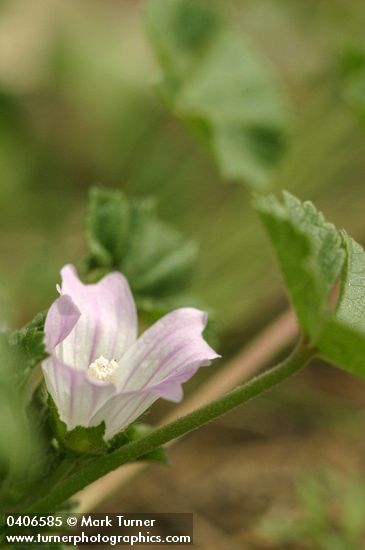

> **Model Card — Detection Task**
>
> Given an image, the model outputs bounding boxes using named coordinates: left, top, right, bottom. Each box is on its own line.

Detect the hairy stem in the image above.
left=27, top=340, right=315, bottom=513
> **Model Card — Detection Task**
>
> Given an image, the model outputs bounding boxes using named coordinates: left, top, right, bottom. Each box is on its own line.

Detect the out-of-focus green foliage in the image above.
left=0, top=330, right=52, bottom=509
left=261, top=471, right=365, bottom=550
left=146, top=0, right=288, bottom=189
left=340, top=45, right=365, bottom=127
left=84, top=188, right=198, bottom=310
left=0, top=334, right=38, bottom=496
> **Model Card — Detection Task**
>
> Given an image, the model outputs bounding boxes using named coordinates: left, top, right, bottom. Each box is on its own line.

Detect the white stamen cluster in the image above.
left=88, top=355, right=118, bottom=384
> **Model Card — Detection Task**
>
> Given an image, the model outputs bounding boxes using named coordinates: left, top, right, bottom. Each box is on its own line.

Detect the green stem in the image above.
left=27, top=340, right=314, bottom=513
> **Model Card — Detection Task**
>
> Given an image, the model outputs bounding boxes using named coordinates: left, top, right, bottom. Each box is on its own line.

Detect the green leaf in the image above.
left=256, top=191, right=345, bottom=341
left=335, top=233, right=365, bottom=332
left=9, top=312, right=47, bottom=385
left=84, top=187, right=198, bottom=304
left=257, top=191, right=365, bottom=379
left=85, top=187, right=131, bottom=268
left=317, top=319, right=365, bottom=378
left=316, top=234, right=365, bottom=376
left=146, top=0, right=288, bottom=188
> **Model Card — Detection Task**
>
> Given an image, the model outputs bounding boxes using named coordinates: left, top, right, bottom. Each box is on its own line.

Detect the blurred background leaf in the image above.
left=0, top=335, right=36, bottom=503
left=146, top=0, right=288, bottom=189
left=84, top=188, right=198, bottom=311
left=340, top=45, right=365, bottom=128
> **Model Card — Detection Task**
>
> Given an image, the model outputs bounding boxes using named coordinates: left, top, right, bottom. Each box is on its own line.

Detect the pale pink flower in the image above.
left=42, top=265, right=219, bottom=440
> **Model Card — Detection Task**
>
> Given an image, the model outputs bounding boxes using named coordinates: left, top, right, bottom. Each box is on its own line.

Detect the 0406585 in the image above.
left=6, top=516, right=63, bottom=528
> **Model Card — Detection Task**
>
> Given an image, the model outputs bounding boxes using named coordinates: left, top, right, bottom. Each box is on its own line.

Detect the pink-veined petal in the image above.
left=42, top=356, right=117, bottom=431
left=89, top=391, right=158, bottom=440
left=44, top=294, right=81, bottom=352
left=90, top=309, right=219, bottom=439
left=55, top=265, right=137, bottom=370
left=116, top=307, right=219, bottom=397
left=91, top=368, right=202, bottom=440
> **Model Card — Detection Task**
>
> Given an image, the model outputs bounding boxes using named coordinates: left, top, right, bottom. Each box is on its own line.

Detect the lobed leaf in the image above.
left=256, top=192, right=345, bottom=341
left=257, top=191, right=365, bottom=379
left=85, top=187, right=198, bottom=306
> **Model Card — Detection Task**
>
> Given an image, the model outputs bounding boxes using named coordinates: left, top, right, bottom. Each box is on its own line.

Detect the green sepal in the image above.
left=48, top=396, right=107, bottom=456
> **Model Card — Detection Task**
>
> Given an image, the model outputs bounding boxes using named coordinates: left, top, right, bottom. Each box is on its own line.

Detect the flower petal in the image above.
left=117, top=308, right=219, bottom=394
left=55, top=265, right=137, bottom=370
left=91, top=309, right=219, bottom=439
left=116, top=307, right=220, bottom=398
left=89, top=391, right=158, bottom=440
left=44, top=294, right=81, bottom=352
left=42, top=356, right=116, bottom=431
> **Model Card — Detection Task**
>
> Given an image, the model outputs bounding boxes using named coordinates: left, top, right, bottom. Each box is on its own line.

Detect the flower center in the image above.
left=88, top=355, right=118, bottom=384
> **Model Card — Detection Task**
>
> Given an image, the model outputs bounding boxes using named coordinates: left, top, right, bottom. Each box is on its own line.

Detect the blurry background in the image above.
left=2, top=0, right=365, bottom=548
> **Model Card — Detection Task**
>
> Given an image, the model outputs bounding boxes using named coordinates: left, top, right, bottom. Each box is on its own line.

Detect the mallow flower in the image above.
left=42, top=265, right=219, bottom=440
